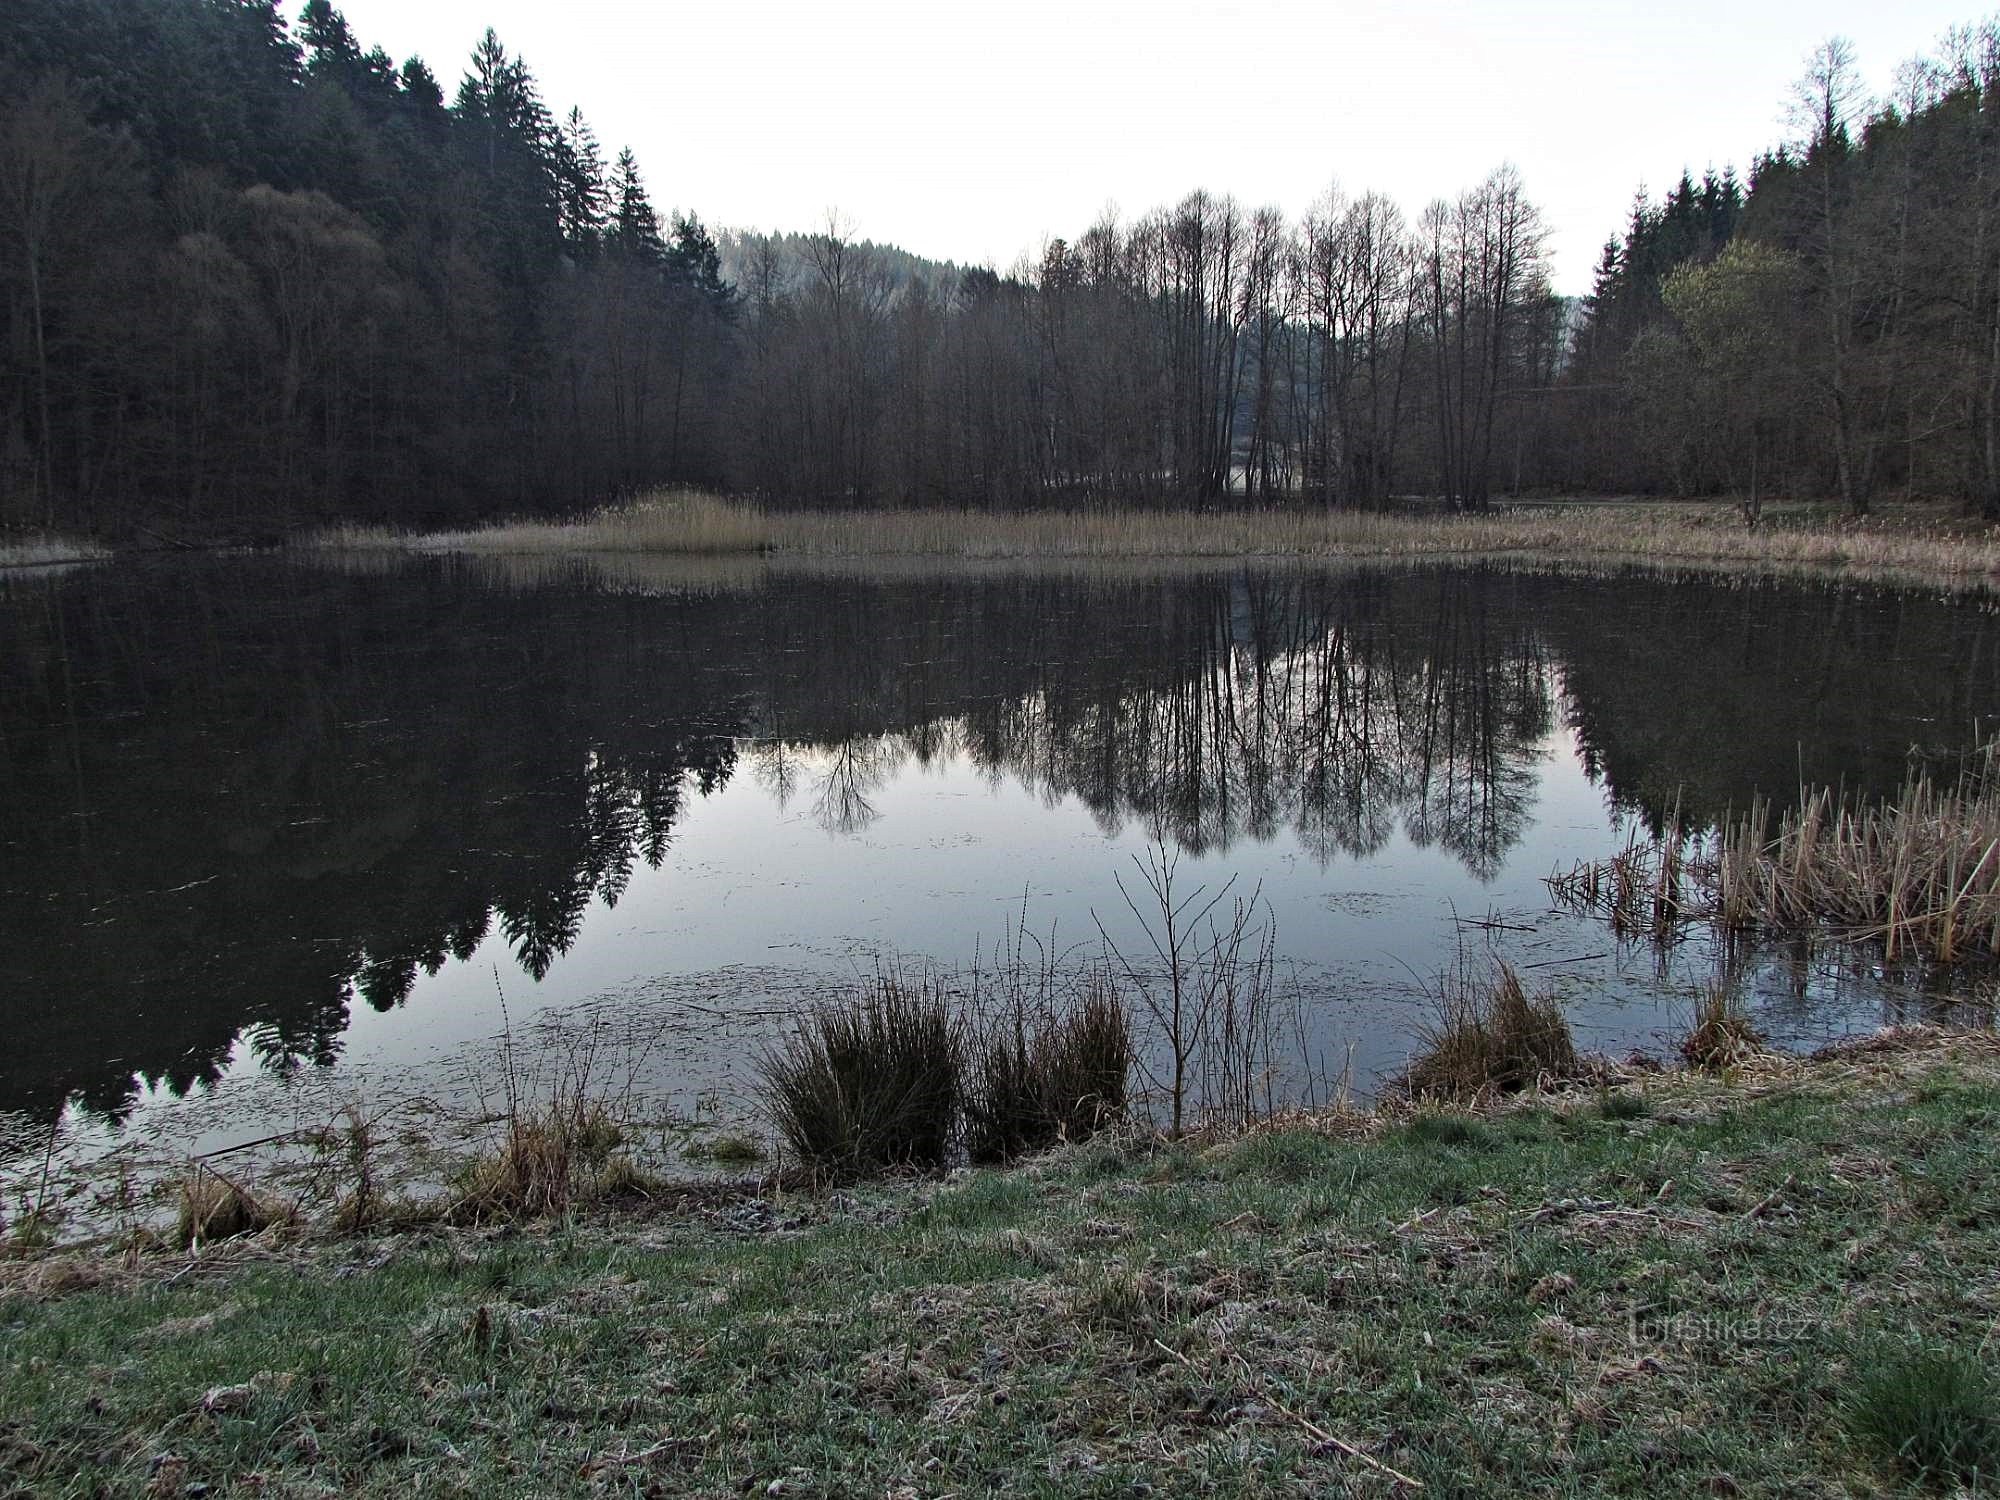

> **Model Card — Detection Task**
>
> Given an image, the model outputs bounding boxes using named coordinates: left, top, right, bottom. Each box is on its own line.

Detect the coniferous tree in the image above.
left=668, top=211, right=734, bottom=312
left=610, top=147, right=665, bottom=265
left=555, top=107, right=610, bottom=256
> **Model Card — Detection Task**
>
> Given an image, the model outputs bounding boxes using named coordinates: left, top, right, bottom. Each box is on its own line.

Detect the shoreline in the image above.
left=4, top=1027, right=1998, bottom=1493
left=26, top=496, right=2000, bottom=597
left=309, top=492, right=2000, bottom=598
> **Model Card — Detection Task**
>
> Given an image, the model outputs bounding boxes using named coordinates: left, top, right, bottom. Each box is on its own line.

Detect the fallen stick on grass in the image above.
left=1151, top=1337, right=1425, bottom=1490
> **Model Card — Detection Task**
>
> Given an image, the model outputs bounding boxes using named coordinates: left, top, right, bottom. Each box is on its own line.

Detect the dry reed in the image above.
left=1681, top=988, right=1767, bottom=1071
left=450, top=1000, right=647, bottom=1221
left=309, top=491, right=2000, bottom=592
left=0, top=535, right=109, bottom=569
left=173, top=1164, right=276, bottom=1247
left=1545, top=819, right=1696, bottom=942
left=1552, top=755, right=2000, bottom=965
left=314, top=490, right=773, bottom=556
left=451, top=1101, right=623, bottom=1220
left=1716, top=776, right=2000, bottom=962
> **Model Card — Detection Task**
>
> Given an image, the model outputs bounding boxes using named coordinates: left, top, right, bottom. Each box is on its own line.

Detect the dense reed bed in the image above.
left=312, top=490, right=2000, bottom=590
left=1550, top=755, right=2000, bottom=963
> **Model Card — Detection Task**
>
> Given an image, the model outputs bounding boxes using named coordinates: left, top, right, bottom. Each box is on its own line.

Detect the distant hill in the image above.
left=714, top=229, right=972, bottom=301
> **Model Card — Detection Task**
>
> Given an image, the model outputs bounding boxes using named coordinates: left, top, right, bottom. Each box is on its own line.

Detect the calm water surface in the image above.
left=3, top=555, right=1996, bottom=1165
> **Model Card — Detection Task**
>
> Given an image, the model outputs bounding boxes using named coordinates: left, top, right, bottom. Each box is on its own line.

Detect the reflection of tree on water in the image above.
left=750, top=740, right=804, bottom=809
left=955, top=572, right=1552, bottom=877
left=3, top=560, right=1997, bottom=1125
left=0, top=565, right=750, bottom=1124
left=808, top=736, right=904, bottom=835
left=1704, top=925, right=1997, bottom=1045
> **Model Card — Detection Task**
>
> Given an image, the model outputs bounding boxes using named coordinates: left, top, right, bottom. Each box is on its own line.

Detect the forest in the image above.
left=6, top=1, right=2000, bottom=534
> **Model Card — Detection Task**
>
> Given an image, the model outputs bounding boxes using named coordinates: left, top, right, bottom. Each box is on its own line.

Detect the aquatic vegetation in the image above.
left=1552, top=752, right=2000, bottom=965
left=684, top=1133, right=766, bottom=1165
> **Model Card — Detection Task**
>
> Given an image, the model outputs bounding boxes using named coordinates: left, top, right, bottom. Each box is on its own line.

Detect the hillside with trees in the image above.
left=6, top=3, right=2000, bottom=536
left=0, top=0, right=734, bottom=536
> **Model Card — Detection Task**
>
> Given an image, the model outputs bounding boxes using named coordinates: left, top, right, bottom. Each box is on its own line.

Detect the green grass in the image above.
left=1844, top=1342, right=2000, bottom=1488
left=1594, top=1088, right=1652, bottom=1121
left=1401, top=1111, right=1498, bottom=1149
left=5, top=1034, right=2000, bottom=1495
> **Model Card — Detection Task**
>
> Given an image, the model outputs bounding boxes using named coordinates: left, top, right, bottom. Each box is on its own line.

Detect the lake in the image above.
left=3, top=554, right=1996, bottom=1175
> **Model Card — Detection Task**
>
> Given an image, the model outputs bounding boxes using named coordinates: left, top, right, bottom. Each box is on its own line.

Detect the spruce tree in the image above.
left=669, top=212, right=734, bottom=312
left=611, top=147, right=664, bottom=265
left=556, top=107, right=609, bottom=256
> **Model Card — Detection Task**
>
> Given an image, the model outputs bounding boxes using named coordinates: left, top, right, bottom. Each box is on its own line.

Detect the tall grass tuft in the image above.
left=451, top=1003, right=642, bottom=1221
left=757, top=973, right=963, bottom=1179
left=1844, top=1342, right=2000, bottom=1487
left=1043, top=980, right=1133, bottom=1142
left=1399, top=962, right=1578, bottom=1100
left=173, top=1164, right=275, bottom=1247
left=1680, top=987, right=1766, bottom=1071
left=965, top=976, right=1133, bottom=1163
left=452, top=1097, right=623, bottom=1220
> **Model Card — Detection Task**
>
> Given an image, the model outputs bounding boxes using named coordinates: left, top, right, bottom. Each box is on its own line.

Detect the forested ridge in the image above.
left=6, top=2, right=2000, bottom=535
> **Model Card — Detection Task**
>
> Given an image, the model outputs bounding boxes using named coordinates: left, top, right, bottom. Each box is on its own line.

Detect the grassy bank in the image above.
left=313, top=490, right=2000, bottom=593
left=6, top=1027, right=1999, bottom=1496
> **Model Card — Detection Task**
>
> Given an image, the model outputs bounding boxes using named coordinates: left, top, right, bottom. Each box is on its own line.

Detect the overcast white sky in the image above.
left=328, top=0, right=1983, bottom=294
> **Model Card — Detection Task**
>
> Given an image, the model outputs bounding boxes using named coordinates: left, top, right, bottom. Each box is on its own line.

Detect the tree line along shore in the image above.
left=9, top=6, right=2000, bottom=540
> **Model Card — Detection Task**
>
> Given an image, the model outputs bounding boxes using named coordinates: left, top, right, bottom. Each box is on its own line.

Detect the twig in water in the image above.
left=1518, top=952, right=1609, bottom=970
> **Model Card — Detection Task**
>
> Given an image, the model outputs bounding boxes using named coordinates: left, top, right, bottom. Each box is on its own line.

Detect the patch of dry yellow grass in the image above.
left=310, top=491, right=2000, bottom=592
left=0, top=535, right=110, bottom=569
left=312, top=489, right=773, bottom=556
